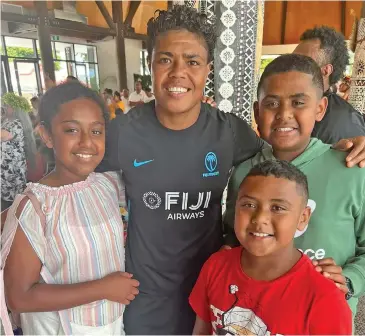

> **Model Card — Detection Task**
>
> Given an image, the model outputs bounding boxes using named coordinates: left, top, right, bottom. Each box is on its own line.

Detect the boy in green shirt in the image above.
left=224, top=53, right=365, bottom=317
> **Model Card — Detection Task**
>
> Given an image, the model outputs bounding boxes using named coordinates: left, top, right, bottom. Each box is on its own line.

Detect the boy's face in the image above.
left=235, top=175, right=311, bottom=257
left=151, top=29, right=211, bottom=116
left=255, top=71, right=327, bottom=156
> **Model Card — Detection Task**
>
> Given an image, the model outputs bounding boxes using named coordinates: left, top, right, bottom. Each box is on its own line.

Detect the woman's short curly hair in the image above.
left=146, top=4, right=216, bottom=63
left=300, top=26, right=349, bottom=86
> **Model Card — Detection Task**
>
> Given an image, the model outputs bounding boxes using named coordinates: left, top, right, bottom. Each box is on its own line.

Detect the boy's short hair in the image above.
left=300, top=26, right=349, bottom=86
left=146, top=4, right=216, bottom=63
left=145, top=87, right=152, bottom=93
left=244, top=160, right=309, bottom=202
left=257, top=54, right=324, bottom=98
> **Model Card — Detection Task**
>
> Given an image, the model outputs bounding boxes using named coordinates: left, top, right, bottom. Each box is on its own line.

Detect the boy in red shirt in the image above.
left=189, top=160, right=352, bottom=335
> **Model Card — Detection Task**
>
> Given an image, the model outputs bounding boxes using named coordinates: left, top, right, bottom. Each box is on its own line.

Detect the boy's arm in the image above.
left=342, top=196, right=365, bottom=298
left=309, top=290, right=352, bottom=335
left=193, top=316, right=211, bottom=335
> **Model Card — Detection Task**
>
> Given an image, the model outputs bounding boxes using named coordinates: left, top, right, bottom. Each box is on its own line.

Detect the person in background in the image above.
left=129, top=81, right=147, bottom=107
left=144, top=87, right=155, bottom=103
left=1, top=105, right=36, bottom=210
left=103, top=88, right=115, bottom=119
left=338, top=76, right=351, bottom=101
left=29, top=97, right=39, bottom=128
left=66, top=75, right=78, bottom=83
left=113, top=91, right=125, bottom=118
left=191, top=160, right=352, bottom=335
left=121, top=89, right=131, bottom=113
left=294, top=26, right=365, bottom=144
left=103, top=88, right=113, bottom=105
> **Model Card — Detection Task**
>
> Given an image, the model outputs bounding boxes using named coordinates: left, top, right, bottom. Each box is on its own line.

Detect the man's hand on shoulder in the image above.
left=219, top=245, right=232, bottom=251
left=332, top=136, right=365, bottom=168
left=312, top=258, right=348, bottom=295
left=201, top=96, right=217, bottom=108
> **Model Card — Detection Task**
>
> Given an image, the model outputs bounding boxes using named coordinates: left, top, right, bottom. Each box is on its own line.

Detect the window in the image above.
left=54, top=42, right=75, bottom=61
left=74, top=44, right=97, bottom=63
left=1, top=37, right=5, bottom=55
left=5, top=36, right=36, bottom=59
left=1, top=36, right=100, bottom=98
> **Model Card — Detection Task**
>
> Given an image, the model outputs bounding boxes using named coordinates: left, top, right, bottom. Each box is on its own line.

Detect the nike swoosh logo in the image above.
left=133, top=159, right=154, bottom=167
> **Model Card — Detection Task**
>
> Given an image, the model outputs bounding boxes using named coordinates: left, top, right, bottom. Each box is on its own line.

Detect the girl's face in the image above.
left=41, top=98, right=105, bottom=183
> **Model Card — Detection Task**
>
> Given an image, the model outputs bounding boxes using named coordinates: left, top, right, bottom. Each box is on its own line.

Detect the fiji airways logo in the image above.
left=142, top=191, right=212, bottom=220
left=143, top=192, right=162, bottom=210
left=203, top=152, right=220, bottom=178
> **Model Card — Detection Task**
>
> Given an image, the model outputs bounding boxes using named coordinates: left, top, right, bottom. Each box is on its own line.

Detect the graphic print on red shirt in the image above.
left=189, top=247, right=352, bottom=335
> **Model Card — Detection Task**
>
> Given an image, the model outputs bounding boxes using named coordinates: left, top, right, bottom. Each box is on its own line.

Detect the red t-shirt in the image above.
left=189, top=247, right=352, bottom=335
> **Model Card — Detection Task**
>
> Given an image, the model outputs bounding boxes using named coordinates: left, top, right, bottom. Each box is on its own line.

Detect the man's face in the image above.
left=122, top=89, right=129, bottom=98
left=255, top=71, right=327, bottom=157
left=235, top=175, right=310, bottom=257
left=31, top=100, right=39, bottom=110
left=135, top=82, right=142, bottom=93
left=151, top=29, right=211, bottom=116
left=294, top=39, right=322, bottom=64
left=293, top=39, right=332, bottom=89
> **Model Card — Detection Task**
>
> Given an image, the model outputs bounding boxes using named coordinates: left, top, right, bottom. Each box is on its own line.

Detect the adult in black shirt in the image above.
left=294, top=26, right=365, bottom=144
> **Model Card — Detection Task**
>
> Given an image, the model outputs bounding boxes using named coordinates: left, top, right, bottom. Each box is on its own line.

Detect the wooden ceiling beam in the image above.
left=95, top=1, right=115, bottom=30
left=124, top=1, right=141, bottom=31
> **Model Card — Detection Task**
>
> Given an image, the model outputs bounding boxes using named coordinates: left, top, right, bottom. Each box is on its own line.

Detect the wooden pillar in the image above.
left=112, top=1, right=127, bottom=91
left=34, top=1, right=55, bottom=89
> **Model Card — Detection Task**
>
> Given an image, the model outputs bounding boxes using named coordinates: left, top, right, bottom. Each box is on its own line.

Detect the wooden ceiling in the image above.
left=264, top=1, right=363, bottom=45
left=2, top=1, right=364, bottom=44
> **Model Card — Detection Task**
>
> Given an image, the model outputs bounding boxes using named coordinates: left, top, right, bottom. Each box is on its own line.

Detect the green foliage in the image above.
left=7, top=46, right=35, bottom=58
left=260, top=57, right=277, bottom=74
left=6, top=46, right=61, bottom=71
left=2, top=92, right=32, bottom=112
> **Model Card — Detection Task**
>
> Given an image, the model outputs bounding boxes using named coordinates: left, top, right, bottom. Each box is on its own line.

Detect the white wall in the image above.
left=96, top=39, right=118, bottom=92
left=96, top=38, right=142, bottom=92
left=125, top=39, right=142, bottom=92
left=262, top=44, right=298, bottom=55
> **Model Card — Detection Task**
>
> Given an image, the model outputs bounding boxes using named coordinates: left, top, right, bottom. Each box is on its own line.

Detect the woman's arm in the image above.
left=5, top=227, right=139, bottom=313
left=4, top=226, right=107, bottom=313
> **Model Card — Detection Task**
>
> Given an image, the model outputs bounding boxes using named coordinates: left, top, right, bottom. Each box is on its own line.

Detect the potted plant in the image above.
left=2, top=92, right=32, bottom=112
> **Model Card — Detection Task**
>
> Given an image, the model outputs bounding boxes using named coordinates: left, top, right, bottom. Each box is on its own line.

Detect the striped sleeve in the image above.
left=102, top=171, right=126, bottom=207
left=18, top=200, right=47, bottom=264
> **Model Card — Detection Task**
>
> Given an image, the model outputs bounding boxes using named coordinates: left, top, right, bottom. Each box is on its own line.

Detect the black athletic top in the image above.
left=312, top=91, right=365, bottom=144
left=98, top=101, right=264, bottom=334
